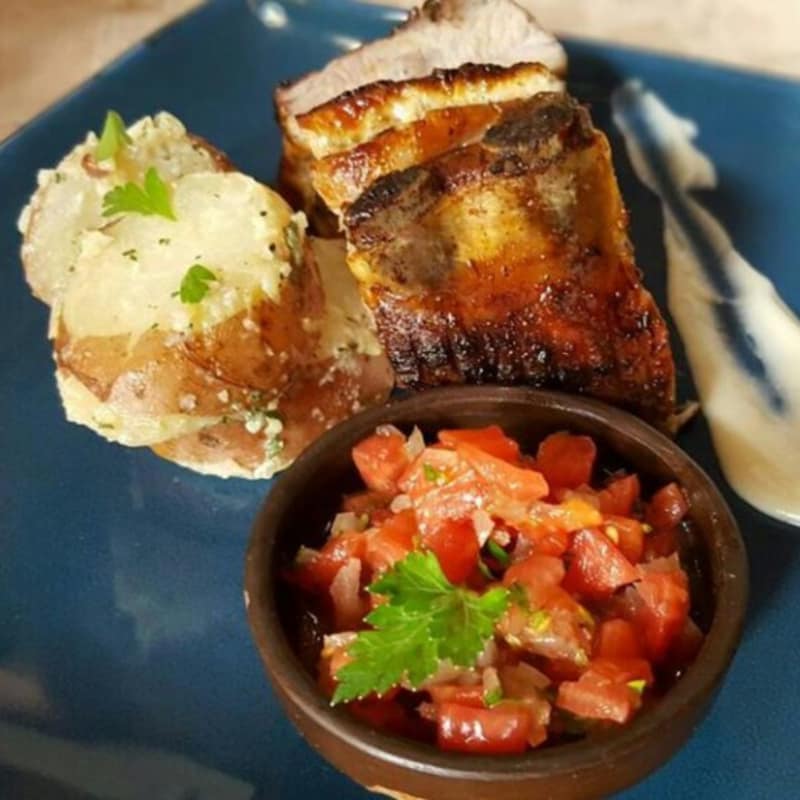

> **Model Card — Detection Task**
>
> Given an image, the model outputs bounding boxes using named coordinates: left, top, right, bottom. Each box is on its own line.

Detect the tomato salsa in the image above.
left=287, top=425, right=703, bottom=754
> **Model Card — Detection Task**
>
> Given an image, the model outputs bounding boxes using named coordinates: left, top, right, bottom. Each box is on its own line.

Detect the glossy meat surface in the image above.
left=343, top=94, right=675, bottom=421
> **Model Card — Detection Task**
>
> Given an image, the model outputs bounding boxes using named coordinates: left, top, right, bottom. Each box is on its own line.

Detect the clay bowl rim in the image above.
left=245, top=386, right=748, bottom=783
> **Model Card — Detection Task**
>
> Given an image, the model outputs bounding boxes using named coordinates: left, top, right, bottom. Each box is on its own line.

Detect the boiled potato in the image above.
left=19, top=112, right=392, bottom=478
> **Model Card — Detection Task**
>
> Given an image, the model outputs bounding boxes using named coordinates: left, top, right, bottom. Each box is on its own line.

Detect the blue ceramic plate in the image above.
left=1, top=1, right=798, bottom=797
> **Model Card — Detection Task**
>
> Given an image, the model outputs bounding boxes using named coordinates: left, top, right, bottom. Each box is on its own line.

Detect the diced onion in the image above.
left=375, top=423, right=403, bottom=438
left=419, top=659, right=477, bottom=688
left=476, top=638, right=499, bottom=669
left=403, top=425, right=425, bottom=459
left=390, top=494, right=413, bottom=513
left=471, top=509, right=494, bottom=547
left=322, top=631, right=358, bottom=656
left=492, top=528, right=511, bottom=547
left=482, top=666, right=502, bottom=696
left=501, top=661, right=551, bottom=692
left=331, top=511, right=367, bottom=535
left=329, top=558, right=363, bottom=629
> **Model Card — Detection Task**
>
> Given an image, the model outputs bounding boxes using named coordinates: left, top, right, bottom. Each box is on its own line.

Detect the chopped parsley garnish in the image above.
left=95, top=110, right=132, bottom=162
left=267, top=438, right=285, bottom=458
left=158, top=237, right=171, bottom=246
left=484, top=687, right=503, bottom=707
left=423, top=463, right=445, bottom=483
left=102, top=167, right=175, bottom=220
left=331, top=551, right=509, bottom=704
left=179, top=264, right=217, bottom=304
left=122, top=248, right=138, bottom=261
left=486, top=539, right=510, bottom=567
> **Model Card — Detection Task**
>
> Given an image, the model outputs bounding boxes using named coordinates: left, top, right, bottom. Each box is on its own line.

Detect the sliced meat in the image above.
left=275, top=0, right=566, bottom=120
left=312, top=102, right=503, bottom=215
left=289, top=62, right=563, bottom=162
left=342, top=93, right=676, bottom=423
left=275, top=0, right=565, bottom=231
left=280, top=62, right=562, bottom=232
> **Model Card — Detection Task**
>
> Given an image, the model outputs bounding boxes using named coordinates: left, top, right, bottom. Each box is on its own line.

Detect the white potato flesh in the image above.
left=58, top=172, right=299, bottom=341
left=307, top=237, right=383, bottom=360
left=18, top=112, right=225, bottom=305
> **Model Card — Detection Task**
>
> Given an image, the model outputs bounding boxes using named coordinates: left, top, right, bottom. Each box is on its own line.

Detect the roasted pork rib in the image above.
left=342, top=93, right=675, bottom=420
left=275, top=1, right=676, bottom=422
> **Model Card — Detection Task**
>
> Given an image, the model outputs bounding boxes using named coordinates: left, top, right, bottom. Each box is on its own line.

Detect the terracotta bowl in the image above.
left=245, top=387, right=748, bottom=800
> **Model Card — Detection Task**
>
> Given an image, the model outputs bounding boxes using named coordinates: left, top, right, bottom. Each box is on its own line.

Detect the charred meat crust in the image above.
left=343, top=93, right=676, bottom=421
left=370, top=276, right=674, bottom=422
left=311, top=103, right=503, bottom=214
left=346, top=95, right=592, bottom=251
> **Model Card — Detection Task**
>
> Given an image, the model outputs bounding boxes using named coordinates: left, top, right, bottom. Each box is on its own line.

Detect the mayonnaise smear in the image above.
left=612, top=80, right=800, bottom=526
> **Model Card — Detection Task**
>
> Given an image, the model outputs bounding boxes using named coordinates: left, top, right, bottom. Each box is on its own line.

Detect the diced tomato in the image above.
left=456, top=443, right=549, bottom=503
left=594, top=619, right=643, bottom=660
left=423, top=518, right=480, bottom=584
left=523, top=527, right=571, bottom=557
left=563, top=528, right=638, bottom=599
left=428, top=684, right=486, bottom=708
left=503, top=554, right=565, bottom=604
left=635, top=567, right=690, bottom=661
left=370, top=508, right=394, bottom=526
left=291, top=531, right=366, bottom=592
left=399, top=448, right=487, bottom=533
left=556, top=667, right=639, bottom=724
left=350, top=697, right=427, bottom=738
left=352, top=431, right=410, bottom=494
left=604, top=515, right=645, bottom=564
left=437, top=702, right=532, bottom=754
left=591, top=657, right=653, bottom=685
left=342, top=490, right=391, bottom=516
left=598, top=474, right=640, bottom=516
left=536, top=432, right=597, bottom=490
left=439, top=426, right=521, bottom=463
left=543, top=585, right=589, bottom=618
left=417, top=474, right=488, bottom=534
left=506, top=498, right=602, bottom=557
left=364, top=510, right=418, bottom=575
left=647, top=482, right=689, bottom=530
left=540, top=658, right=584, bottom=683
left=643, top=527, right=679, bottom=561
left=551, top=486, right=601, bottom=508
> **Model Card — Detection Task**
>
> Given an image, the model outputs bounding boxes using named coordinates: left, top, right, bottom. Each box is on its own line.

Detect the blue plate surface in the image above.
left=1, top=1, right=799, bottom=797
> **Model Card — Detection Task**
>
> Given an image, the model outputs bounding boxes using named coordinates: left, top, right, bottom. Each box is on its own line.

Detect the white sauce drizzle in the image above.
left=612, top=81, right=800, bottom=526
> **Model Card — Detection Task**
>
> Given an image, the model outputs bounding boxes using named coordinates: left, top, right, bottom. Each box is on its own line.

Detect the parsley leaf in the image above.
left=179, top=264, right=217, bottom=304
left=332, top=551, right=509, bottom=704
left=95, top=110, right=132, bottom=162
left=102, top=167, right=176, bottom=220
left=486, top=539, right=510, bottom=567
